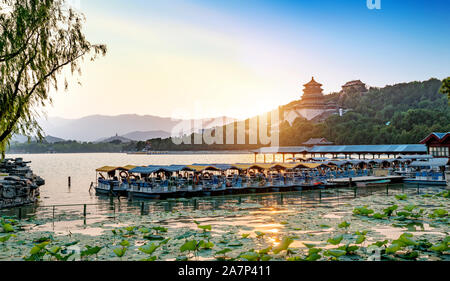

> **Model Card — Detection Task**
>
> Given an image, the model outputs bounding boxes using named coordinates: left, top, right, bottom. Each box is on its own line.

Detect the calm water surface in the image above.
left=3, top=153, right=445, bottom=239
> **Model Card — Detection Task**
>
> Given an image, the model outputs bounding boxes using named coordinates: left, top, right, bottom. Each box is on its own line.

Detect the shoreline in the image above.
left=6, top=151, right=252, bottom=155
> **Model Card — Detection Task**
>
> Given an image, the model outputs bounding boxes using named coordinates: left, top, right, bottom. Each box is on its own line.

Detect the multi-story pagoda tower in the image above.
left=281, top=76, right=339, bottom=123
left=299, top=77, right=326, bottom=108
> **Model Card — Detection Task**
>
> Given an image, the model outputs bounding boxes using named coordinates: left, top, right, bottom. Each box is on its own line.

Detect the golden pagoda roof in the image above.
left=303, top=77, right=323, bottom=87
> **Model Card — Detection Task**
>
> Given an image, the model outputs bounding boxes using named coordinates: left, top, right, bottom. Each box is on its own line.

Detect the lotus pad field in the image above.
left=0, top=188, right=449, bottom=261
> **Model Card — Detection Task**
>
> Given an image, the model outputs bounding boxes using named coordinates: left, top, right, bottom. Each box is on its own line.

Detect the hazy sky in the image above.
left=45, top=0, right=450, bottom=120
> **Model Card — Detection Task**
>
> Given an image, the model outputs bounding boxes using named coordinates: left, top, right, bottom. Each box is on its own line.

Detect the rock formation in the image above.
left=0, top=158, right=44, bottom=209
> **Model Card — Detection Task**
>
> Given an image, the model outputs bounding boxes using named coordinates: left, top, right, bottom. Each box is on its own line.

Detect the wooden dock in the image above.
left=328, top=176, right=404, bottom=185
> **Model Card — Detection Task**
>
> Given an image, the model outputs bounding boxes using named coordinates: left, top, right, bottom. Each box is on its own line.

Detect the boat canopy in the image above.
left=129, top=165, right=195, bottom=174
left=118, top=165, right=138, bottom=171
left=96, top=166, right=119, bottom=173
left=186, top=165, right=222, bottom=172
left=409, top=158, right=449, bottom=167
left=397, top=154, right=433, bottom=160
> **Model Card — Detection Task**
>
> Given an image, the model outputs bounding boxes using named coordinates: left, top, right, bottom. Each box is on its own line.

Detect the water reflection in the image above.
left=1, top=184, right=445, bottom=238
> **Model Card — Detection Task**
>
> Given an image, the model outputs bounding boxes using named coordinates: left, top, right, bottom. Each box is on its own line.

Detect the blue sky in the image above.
left=47, top=0, right=450, bottom=119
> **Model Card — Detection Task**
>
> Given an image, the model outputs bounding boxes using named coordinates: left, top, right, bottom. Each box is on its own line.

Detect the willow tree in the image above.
left=0, top=0, right=107, bottom=157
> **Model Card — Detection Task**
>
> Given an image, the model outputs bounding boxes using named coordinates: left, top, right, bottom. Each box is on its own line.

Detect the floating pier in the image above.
left=328, top=176, right=404, bottom=186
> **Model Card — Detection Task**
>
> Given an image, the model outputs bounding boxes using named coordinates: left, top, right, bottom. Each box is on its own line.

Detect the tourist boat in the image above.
left=93, top=161, right=384, bottom=199
left=94, top=166, right=136, bottom=196
left=402, top=158, right=448, bottom=186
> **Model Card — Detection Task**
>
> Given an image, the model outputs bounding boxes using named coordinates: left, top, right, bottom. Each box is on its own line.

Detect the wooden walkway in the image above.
left=328, top=176, right=404, bottom=184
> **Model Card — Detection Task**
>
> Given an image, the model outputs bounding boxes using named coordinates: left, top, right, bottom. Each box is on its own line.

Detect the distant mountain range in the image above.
left=94, top=131, right=171, bottom=143
left=11, top=135, right=65, bottom=144
left=16, top=114, right=237, bottom=142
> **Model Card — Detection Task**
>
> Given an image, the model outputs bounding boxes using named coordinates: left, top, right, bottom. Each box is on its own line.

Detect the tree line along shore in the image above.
left=7, top=78, right=450, bottom=154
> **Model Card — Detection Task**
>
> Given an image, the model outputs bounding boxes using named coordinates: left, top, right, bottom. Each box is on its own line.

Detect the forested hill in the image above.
left=280, top=78, right=450, bottom=145
left=7, top=78, right=449, bottom=153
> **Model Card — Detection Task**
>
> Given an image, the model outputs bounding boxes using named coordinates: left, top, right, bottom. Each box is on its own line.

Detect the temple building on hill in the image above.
left=341, top=80, right=368, bottom=95
left=283, top=77, right=338, bottom=122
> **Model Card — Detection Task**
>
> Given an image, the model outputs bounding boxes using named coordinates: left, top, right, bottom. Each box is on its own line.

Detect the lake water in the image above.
left=1, top=153, right=448, bottom=261
left=6, top=153, right=254, bottom=205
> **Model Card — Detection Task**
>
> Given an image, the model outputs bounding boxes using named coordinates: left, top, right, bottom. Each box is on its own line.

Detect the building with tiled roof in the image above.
left=420, top=132, right=450, bottom=158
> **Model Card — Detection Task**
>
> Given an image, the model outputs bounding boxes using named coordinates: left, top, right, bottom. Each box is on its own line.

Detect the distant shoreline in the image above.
left=127, top=150, right=251, bottom=155
left=7, top=150, right=252, bottom=155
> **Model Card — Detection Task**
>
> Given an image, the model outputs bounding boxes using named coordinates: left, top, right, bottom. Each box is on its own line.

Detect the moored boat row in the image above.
left=93, top=163, right=340, bottom=199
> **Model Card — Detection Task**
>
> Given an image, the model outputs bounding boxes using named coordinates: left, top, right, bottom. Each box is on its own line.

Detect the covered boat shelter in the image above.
left=251, top=144, right=428, bottom=163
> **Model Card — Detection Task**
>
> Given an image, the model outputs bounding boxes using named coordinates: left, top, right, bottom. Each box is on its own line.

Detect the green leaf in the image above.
left=394, top=233, right=418, bottom=247
left=305, top=253, right=321, bottom=261
left=143, top=234, right=165, bottom=241
left=260, top=254, right=272, bottom=261
left=398, top=251, right=419, bottom=260
left=180, top=240, right=198, bottom=252
left=432, top=209, right=448, bottom=218
left=176, top=256, right=189, bottom=261
left=259, top=247, right=272, bottom=255
left=197, top=225, right=212, bottom=231
left=120, top=240, right=130, bottom=247
left=228, top=241, right=243, bottom=247
left=372, top=213, right=386, bottom=219
left=138, top=227, right=150, bottom=234
left=81, top=246, right=102, bottom=257
left=1, top=223, right=14, bottom=233
left=395, top=194, right=407, bottom=200
left=429, top=242, right=449, bottom=253
left=338, top=221, right=350, bottom=229
left=215, top=248, right=232, bottom=255
left=152, top=226, right=168, bottom=233
left=241, top=233, right=250, bottom=239
left=64, top=241, right=79, bottom=247
left=139, top=243, right=159, bottom=255
left=353, top=206, right=374, bottom=216
left=48, top=246, right=61, bottom=254
left=355, top=235, right=366, bottom=245
left=159, top=238, right=171, bottom=246
left=327, top=235, right=344, bottom=245
left=239, top=251, right=259, bottom=261
left=199, top=240, right=214, bottom=249
left=113, top=247, right=127, bottom=258
left=0, top=234, right=12, bottom=243
left=383, top=205, right=398, bottom=217
left=325, top=249, right=346, bottom=258
left=303, top=243, right=317, bottom=249
left=371, top=240, right=388, bottom=247
left=403, top=204, right=417, bottom=212
left=385, top=243, right=402, bottom=254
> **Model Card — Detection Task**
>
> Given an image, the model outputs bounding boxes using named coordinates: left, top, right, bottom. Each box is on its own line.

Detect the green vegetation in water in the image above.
left=0, top=189, right=449, bottom=261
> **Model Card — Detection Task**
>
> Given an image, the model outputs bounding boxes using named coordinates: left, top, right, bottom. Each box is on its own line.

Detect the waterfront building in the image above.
left=251, top=144, right=427, bottom=163
left=303, top=138, right=334, bottom=147
left=420, top=132, right=450, bottom=158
